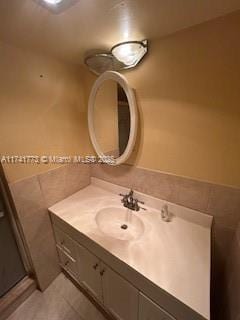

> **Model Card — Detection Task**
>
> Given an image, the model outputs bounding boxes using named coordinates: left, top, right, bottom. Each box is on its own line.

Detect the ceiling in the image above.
left=1, top=0, right=240, bottom=65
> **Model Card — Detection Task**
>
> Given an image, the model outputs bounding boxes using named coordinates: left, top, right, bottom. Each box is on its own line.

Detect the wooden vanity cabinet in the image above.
left=57, top=246, right=78, bottom=277
left=75, top=241, right=139, bottom=320
left=101, top=262, right=139, bottom=320
left=139, top=293, right=176, bottom=320
left=74, top=241, right=103, bottom=302
left=54, top=227, right=78, bottom=278
left=53, top=225, right=176, bottom=320
left=54, top=226, right=77, bottom=258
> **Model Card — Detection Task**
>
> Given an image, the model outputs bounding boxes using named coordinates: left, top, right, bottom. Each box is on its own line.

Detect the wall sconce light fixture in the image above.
left=111, top=40, right=148, bottom=67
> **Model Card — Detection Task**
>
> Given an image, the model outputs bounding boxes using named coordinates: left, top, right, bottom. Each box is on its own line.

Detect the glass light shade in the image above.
left=43, top=0, right=63, bottom=4
left=111, top=41, right=147, bottom=66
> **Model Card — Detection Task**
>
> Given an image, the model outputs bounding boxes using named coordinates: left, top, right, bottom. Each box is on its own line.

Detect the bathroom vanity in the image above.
left=49, top=178, right=212, bottom=320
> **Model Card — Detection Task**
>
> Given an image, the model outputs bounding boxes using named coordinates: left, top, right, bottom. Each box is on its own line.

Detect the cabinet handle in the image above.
left=100, top=269, right=105, bottom=276
left=93, top=263, right=99, bottom=270
left=64, top=261, right=69, bottom=267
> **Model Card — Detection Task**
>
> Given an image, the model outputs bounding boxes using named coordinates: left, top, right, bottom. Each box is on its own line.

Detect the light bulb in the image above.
left=111, top=41, right=148, bottom=67
left=43, top=0, right=63, bottom=5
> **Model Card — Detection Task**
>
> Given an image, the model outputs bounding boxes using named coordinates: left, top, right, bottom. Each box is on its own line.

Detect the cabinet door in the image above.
left=75, top=242, right=103, bottom=302
left=101, top=263, right=138, bottom=320
left=139, top=293, right=176, bottom=320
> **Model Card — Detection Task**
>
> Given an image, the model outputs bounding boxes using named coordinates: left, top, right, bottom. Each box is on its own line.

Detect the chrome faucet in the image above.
left=119, top=189, right=146, bottom=211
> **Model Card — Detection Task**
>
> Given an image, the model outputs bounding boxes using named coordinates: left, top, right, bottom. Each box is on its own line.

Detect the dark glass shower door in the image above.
left=0, top=194, right=26, bottom=297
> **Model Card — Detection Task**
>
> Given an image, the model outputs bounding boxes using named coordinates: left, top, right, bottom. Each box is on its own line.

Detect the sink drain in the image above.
left=121, top=224, right=128, bottom=230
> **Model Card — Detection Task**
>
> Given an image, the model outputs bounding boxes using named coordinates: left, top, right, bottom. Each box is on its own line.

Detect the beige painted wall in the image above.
left=0, top=42, right=92, bottom=183
left=1, top=11, right=239, bottom=187
left=84, top=11, right=240, bottom=188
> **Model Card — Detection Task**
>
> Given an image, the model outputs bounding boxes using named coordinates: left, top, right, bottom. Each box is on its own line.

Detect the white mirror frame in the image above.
left=88, top=71, right=138, bottom=165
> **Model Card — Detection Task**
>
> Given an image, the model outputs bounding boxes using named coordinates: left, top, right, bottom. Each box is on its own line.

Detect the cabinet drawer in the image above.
left=139, top=293, right=176, bottom=320
left=54, top=226, right=76, bottom=258
left=57, top=246, right=78, bottom=277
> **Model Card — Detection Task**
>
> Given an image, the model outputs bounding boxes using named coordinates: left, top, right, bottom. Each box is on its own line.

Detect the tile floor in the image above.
left=7, top=273, right=107, bottom=320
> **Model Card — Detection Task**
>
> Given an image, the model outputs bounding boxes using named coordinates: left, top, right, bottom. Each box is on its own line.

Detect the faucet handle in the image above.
left=133, top=198, right=146, bottom=211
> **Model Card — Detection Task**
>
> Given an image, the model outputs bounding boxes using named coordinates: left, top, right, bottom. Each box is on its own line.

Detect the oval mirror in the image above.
left=88, top=71, right=138, bottom=165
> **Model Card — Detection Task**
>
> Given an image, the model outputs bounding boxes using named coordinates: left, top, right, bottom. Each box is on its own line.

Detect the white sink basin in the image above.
left=95, top=207, right=144, bottom=241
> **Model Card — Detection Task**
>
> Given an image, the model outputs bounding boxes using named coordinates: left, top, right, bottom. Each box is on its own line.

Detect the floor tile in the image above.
left=7, top=273, right=106, bottom=320
left=52, top=274, right=106, bottom=320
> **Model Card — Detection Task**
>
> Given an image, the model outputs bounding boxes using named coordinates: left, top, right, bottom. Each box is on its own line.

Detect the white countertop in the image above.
left=49, top=178, right=212, bottom=320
